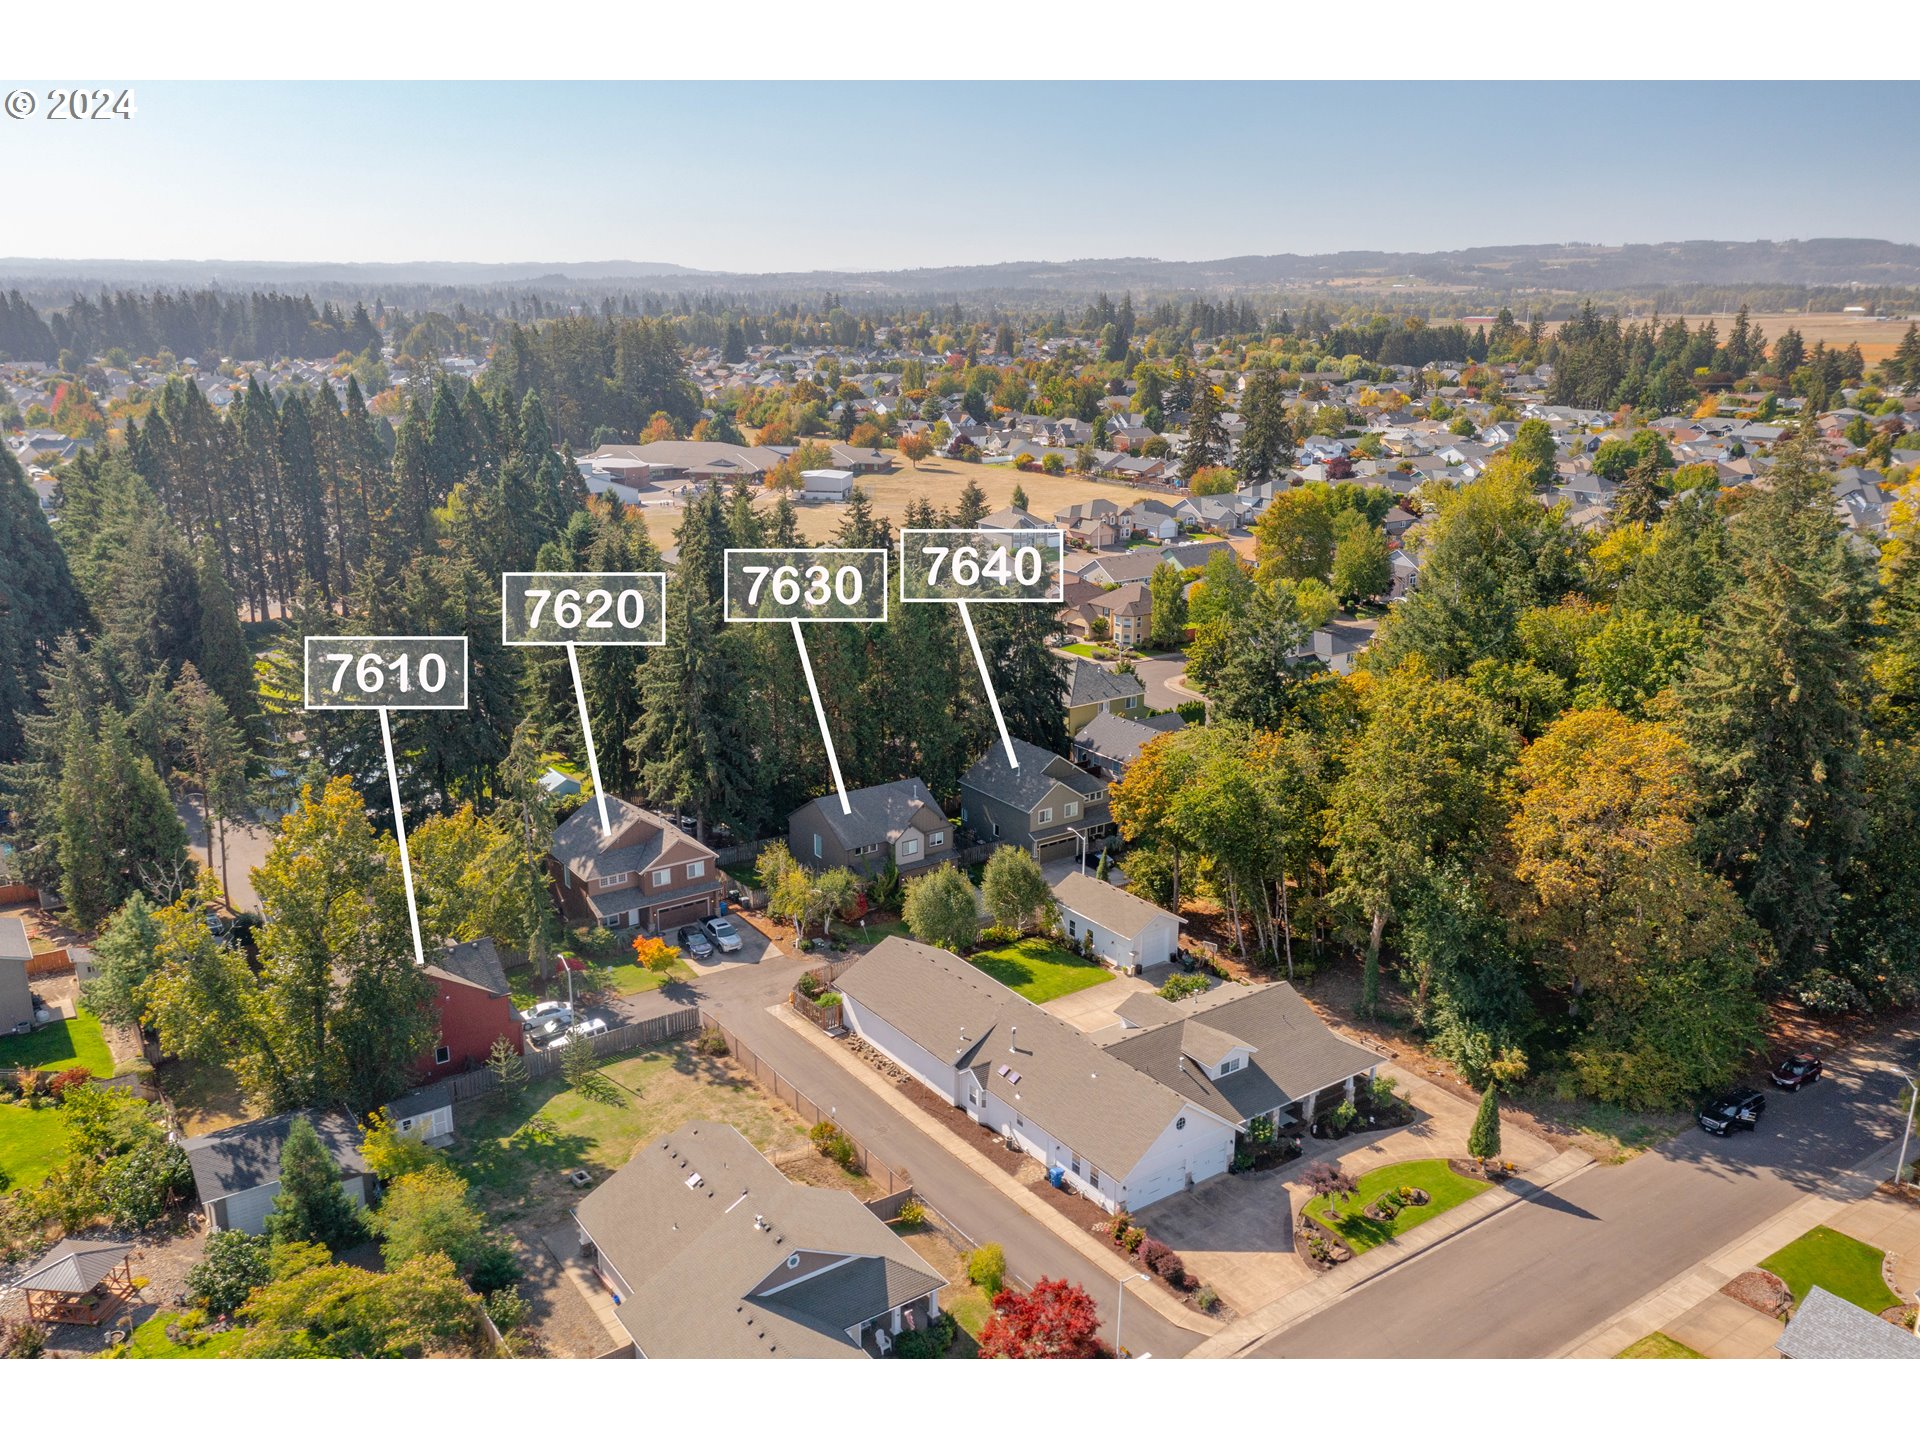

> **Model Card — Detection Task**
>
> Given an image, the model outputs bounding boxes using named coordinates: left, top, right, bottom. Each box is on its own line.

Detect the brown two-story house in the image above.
left=548, top=797, right=723, bottom=934
left=958, top=738, right=1111, bottom=864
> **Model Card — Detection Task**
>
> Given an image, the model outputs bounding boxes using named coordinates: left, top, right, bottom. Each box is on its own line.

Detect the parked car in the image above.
left=1697, top=1089, right=1767, bottom=1136
left=1770, top=1053, right=1823, bottom=1090
left=548, top=1016, right=609, bottom=1050
left=528, top=1015, right=572, bottom=1047
left=703, top=915, right=744, bottom=953
left=678, top=925, right=714, bottom=959
left=521, top=1000, right=573, bottom=1031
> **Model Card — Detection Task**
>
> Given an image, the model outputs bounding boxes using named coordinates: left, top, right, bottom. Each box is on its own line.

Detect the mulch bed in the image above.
left=1448, top=1157, right=1516, bottom=1184
left=1721, top=1268, right=1794, bottom=1320
left=1294, top=1212, right=1353, bottom=1270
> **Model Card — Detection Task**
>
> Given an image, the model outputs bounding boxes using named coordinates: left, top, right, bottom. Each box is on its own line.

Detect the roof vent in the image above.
left=1008, top=1070, right=1021, bottom=1085
left=685, top=1172, right=704, bottom=1189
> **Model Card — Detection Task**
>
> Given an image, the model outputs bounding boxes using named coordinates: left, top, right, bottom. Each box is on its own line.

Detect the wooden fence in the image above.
left=433, top=1007, right=702, bottom=1105
left=789, top=989, right=843, bottom=1032
left=700, top=1015, right=910, bottom=1196
left=0, top=883, right=40, bottom=905
left=25, top=947, right=74, bottom=978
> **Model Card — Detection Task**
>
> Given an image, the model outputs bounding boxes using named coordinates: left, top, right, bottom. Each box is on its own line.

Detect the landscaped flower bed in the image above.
left=1301, top=1159, right=1490, bottom=1255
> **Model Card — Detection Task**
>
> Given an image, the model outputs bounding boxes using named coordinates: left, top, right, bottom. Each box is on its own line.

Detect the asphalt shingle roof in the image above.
left=179, top=1108, right=367, bottom=1203
left=1066, top=658, right=1144, bottom=709
left=1051, top=870, right=1180, bottom=941
left=961, top=740, right=1104, bottom=811
left=1775, top=1286, right=1920, bottom=1359
left=794, top=778, right=942, bottom=852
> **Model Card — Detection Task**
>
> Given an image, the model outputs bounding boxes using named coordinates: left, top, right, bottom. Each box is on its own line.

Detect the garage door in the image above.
left=1035, top=833, right=1080, bottom=859
left=655, top=896, right=715, bottom=930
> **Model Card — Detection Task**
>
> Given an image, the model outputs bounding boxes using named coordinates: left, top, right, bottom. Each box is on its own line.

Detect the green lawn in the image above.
left=117, top=1312, right=242, bottom=1358
left=445, top=1042, right=805, bottom=1222
left=0, top=1009, right=115, bottom=1076
left=850, top=917, right=913, bottom=947
left=1060, top=642, right=1103, bottom=658
left=588, top=957, right=693, bottom=997
left=1303, top=1159, right=1490, bottom=1255
left=0, top=1101, right=68, bottom=1190
left=1616, top=1331, right=1704, bottom=1359
left=1760, top=1225, right=1901, bottom=1316
left=967, top=938, right=1114, bottom=1004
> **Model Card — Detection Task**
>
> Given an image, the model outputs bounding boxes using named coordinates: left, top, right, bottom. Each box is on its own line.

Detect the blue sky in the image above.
left=14, top=81, right=1919, bottom=270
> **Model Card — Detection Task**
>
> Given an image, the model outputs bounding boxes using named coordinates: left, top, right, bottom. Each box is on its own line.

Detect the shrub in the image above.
left=1328, top=1099, right=1359, bottom=1136
left=1195, top=1284, right=1219, bottom=1313
left=891, top=1310, right=956, bottom=1358
left=1, top=1318, right=48, bottom=1358
left=1121, top=1226, right=1145, bottom=1254
left=48, top=1067, right=91, bottom=1097
left=1246, top=1114, right=1276, bottom=1146
left=696, top=1026, right=729, bottom=1056
left=978, top=923, right=1021, bottom=947
left=1159, top=972, right=1209, bottom=1002
left=809, top=1119, right=842, bottom=1156
left=894, top=1198, right=926, bottom=1228
left=1229, top=1151, right=1254, bottom=1174
left=187, top=1229, right=272, bottom=1314
left=967, top=1242, right=1006, bottom=1295
left=1140, top=1237, right=1184, bottom=1284
left=796, top=973, right=823, bottom=1000
left=483, top=1287, right=530, bottom=1335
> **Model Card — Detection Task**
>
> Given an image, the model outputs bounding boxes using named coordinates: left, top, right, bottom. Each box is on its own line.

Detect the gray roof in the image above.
left=574, top=1122, right=942, bottom=1358
left=1066, top=658, right=1144, bottom=709
left=430, top=937, right=510, bottom=997
left=180, top=1108, right=368, bottom=1203
left=794, top=778, right=942, bottom=852
left=1103, top=982, right=1383, bottom=1125
left=1075, top=709, right=1177, bottom=766
left=17, top=1238, right=133, bottom=1294
left=1775, top=1287, right=1920, bottom=1359
left=387, top=1079, right=456, bottom=1121
left=838, top=937, right=1219, bottom=1177
left=1051, top=870, right=1181, bottom=941
left=549, top=795, right=716, bottom=880
left=961, top=740, right=1104, bottom=811
left=1115, top=991, right=1181, bottom=1028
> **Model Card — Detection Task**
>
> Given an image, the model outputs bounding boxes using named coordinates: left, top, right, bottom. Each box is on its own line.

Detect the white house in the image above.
left=802, top=468, right=857, bottom=501
left=836, top=937, right=1238, bottom=1211
left=1051, top=870, right=1181, bottom=973
left=386, top=1079, right=456, bottom=1146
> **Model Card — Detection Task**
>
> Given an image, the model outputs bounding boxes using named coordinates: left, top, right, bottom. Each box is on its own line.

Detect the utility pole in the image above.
left=1114, top=1271, right=1148, bottom=1359
left=1895, top=1079, right=1919, bottom=1189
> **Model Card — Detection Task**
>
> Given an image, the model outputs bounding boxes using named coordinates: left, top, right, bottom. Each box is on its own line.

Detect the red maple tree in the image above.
left=977, top=1276, right=1103, bottom=1359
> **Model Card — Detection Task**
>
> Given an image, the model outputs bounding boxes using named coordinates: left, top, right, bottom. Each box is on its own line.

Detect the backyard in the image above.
left=0, top=1100, right=67, bottom=1190
left=0, top=1009, right=116, bottom=1076
left=967, top=937, right=1113, bottom=1004
left=1303, top=1159, right=1490, bottom=1254
left=1759, top=1225, right=1901, bottom=1315
left=443, top=1040, right=807, bottom=1227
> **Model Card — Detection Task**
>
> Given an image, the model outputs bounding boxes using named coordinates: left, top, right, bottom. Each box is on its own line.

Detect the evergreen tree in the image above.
left=970, top=603, right=1069, bottom=754
left=266, top=1116, right=366, bottom=1252
left=192, top=537, right=256, bottom=734
left=1237, top=369, right=1295, bottom=483
left=0, top=449, right=88, bottom=761
left=1467, top=1084, right=1501, bottom=1161
left=1147, top=561, right=1188, bottom=650
left=1179, top=377, right=1228, bottom=481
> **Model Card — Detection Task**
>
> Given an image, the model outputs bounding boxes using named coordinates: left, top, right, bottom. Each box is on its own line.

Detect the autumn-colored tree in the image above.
left=898, top=431, right=934, bottom=468
left=631, top=935, right=681, bottom=972
left=848, top=421, right=885, bottom=450
left=640, top=411, right=677, bottom=443
left=978, top=1276, right=1103, bottom=1359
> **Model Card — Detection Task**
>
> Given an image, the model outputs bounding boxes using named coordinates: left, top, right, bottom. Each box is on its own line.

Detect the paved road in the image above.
left=1252, top=1017, right=1919, bottom=1357
left=174, top=796, right=278, bottom=914
left=683, top=943, right=1202, bottom=1358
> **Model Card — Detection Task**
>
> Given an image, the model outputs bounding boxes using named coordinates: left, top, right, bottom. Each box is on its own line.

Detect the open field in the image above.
left=1547, top=311, right=1911, bottom=366
left=634, top=452, right=1165, bottom=547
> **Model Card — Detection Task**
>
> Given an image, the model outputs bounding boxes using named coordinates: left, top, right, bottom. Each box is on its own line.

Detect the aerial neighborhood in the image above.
left=5, top=239, right=1920, bottom=1368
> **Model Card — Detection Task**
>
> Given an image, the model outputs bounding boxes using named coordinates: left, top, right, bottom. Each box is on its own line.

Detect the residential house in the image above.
left=788, top=778, right=951, bottom=877
left=1303, top=618, right=1379, bottom=676
left=1101, top=980, right=1384, bottom=1136
left=585, top=440, right=786, bottom=485
left=1051, top=871, right=1181, bottom=973
left=1086, top=581, right=1152, bottom=647
left=1125, top=500, right=1181, bottom=542
left=0, top=917, right=32, bottom=1034
left=1072, top=708, right=1184, bottom=782
left=978, top=505, right=1051, bottom=532
left=1064, top=659, right=1145, bottom=733
left=836, top=937, right=1239, bottom=1212
left=419, top=938, right=523, bottom=1082
left=958, top=738, right=1110, bottom=862
left=538, top=768, right=582, bottom=798
left=574, top=1121, right=945, bottom=1357
left=181, top=1109, right=373, bottom=1235
left=548, top=796, right=723, bottom=934
left=1774, top=1286, right=1920, bottom=1360
left=829, top=443, right=895, bottom=474
left=1082, top=549, right=1170, bottom=587
left=1059, top=573, right=1107, bottom=635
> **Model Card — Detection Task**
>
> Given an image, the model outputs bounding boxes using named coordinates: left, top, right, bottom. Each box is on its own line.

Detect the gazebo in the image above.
left=16, top=1239, right=138, bottom=1325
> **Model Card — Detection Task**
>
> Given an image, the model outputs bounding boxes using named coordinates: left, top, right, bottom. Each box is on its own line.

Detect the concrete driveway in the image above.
left=1136, top=1168, right=1309, bottom=1315
left=1043, top=969, right=1155, bottom=1033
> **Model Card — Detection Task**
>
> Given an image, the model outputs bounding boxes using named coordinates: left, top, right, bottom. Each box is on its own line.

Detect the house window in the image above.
left=929, top=831, right=945, bottom=848
left=901, top=836, right=921, bottom=858
left=1065, top=801, right=1079, bottom=818
left=652, top=868, right=672, bottom=887
left=686, top=861, right=705, bottom=881
left=600, top=916, right=620, bottom=930
left=1066, top=919, right=1077, bottom=938
left=812, top=833, right=822, bottom=860
left=1220, top=1057, right=1240, bottom=1075
left=434, top=1045, right=452, bottom=1066
left=1070, top=1154, right=1083, bottom=1177
left=1124, top=695, right=1138, bottom=709
left=1037, top=807, right=1053, bottom=825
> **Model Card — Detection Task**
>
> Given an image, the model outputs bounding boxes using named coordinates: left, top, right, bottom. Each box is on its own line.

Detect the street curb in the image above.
left=767, top=1001, right=1219, bottom=1337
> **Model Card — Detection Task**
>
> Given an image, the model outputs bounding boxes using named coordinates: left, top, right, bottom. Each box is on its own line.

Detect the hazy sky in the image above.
left=14, top=80, right=1919, bottom=271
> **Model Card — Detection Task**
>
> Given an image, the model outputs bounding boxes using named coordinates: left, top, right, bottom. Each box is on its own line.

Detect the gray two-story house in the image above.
left=788, top=778, right=952, bottom=878
left=548, top=797, right=724, bottom=934
left=958, top=739, right=1110, bottom=864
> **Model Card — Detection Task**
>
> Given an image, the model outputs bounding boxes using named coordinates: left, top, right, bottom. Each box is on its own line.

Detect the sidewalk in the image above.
left=768, top=1002, right=1219, bottom=1339
left=1558, top=1139, right=1905, bottom=1358
left=1188, top=1147, right=1593, bottom=1357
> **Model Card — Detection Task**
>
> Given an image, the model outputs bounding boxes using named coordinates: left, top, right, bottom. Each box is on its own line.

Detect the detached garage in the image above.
left=181, top=1108, right=372, bottom=1235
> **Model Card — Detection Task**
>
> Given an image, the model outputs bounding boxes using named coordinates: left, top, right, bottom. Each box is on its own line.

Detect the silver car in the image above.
left=703, top=916, right=744, bottom=953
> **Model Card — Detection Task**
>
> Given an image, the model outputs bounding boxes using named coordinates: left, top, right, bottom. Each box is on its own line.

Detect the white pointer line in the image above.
left=792, top=618, right=852, bottom=814
left=958, top=601, right=1019, bottom=769
left=377, top=707, right=427, bottom=968
left=566, top=641, right=612, bottom=837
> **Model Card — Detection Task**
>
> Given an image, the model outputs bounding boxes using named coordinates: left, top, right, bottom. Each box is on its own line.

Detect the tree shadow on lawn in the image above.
left=1322, top=1209, right=1394, bottom=1252
left=969, top=954, right=1042, bottom=991
left=451, top=1087, right=595, bottom=1205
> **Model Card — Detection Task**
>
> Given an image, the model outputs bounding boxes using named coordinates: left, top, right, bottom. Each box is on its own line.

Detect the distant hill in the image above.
left=4, top=239, right=1919, bottom=303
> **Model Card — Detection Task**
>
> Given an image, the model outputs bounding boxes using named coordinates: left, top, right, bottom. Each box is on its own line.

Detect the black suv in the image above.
left=1697, top=1088, right=1767, bottom=1136
left=1770, top=1053, right=1823, bottom=1090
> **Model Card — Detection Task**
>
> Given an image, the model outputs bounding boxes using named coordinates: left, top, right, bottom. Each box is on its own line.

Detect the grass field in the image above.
left=1304, top=1158, right=1490, bottom=1254
left=444, top=1041, right=805, bottom=1225
left=117, top=1312, right=243, bottom=1358
left=966, top=937, right=1113, bottom=1004
left=636, top=452, right=1159, bottom=547
left=1760, top=1225, right=1901, bottom=1315
left=1548, top=311, right=1911, bottom=366
left=156, top=1056, right=261, bottom=1136
left=0, top=1100, right=67, bottom=1190
left=589, top=957, right=692, bottom=997
left=1615, top=1331, right=1704, bottom=1359
left=0, top=1010, right=115, bottom=1076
